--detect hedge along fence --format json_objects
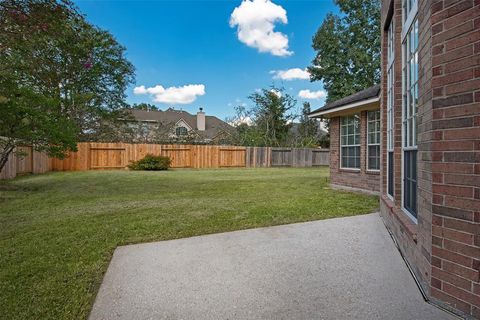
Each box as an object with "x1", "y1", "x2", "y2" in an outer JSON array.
[{"x1": 1, "y1": 142, "x2": 330, "y2": 179}]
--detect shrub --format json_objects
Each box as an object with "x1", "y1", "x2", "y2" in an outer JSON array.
[{"x1": 128, "y1": 154, "x2": 171, "y2": 171}]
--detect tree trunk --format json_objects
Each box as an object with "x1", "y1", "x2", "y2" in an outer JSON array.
[{"x1": 0, "y1": 144, "x2": 15, "y2": 173}]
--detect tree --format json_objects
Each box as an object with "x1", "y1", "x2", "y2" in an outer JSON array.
[
  {"x1": 230, "y1": 122, "x2": 262, "y2": 146},
  {"x1": 308, "y1": 0, "x2": 380, "y2": 102},
  {"x1": 227, "y1": 88, "x2": 297, "y2": 147},
  {"x1": 0, "y1": 0, "x2": 135, "y2": 171},
  {"x1": 226, "y1": 105, "x2": 257, "y2": 146},
  {"x1": 0, "y1": 87, "x2": 78, "y2": 170},
  {"x1": 297, "y1": 102, "x2": 318, "y2": 146},
  {"x1": 248, "y1": 87, "x2": 296, "y2": 147},
  {"x1": 130, "y1": 103, "x2": 159, "y2": 111}
]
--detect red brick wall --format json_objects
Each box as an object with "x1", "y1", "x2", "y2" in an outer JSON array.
[
  {"x1": 380, "y1": 0, "x2": 480, "y2": 318},
  {"x1": 329, "y1": 111, "x2": 380, "y2": 193},
  {"x1": 429, "y1": 0, "x2": 480, "y2": 317},
  {"x1": 415, "y1": 0, "x2": 436, "y2": 298}
]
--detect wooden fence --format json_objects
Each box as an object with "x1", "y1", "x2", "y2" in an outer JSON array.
[
  {"x1": 1, "y1": 143, "x2": 329, "y2": 179},
  {"x1": 0, "y1": 146, "x2": 51, "y2": 180}
]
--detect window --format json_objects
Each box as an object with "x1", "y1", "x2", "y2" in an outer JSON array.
[
  {"x1": 403, "y1": 19, "x2": 418, "y2": 150},
  {"x1": 367, "y1": 110, "x2": 380, "y2": 171},
  {"x1": 402, "y1": 0, "x2": 418, "y2": 219},
  {"x1": 175, "y1": 126, "x2": 188, "y2": 136},
  {"x1": 340, "y1": 115, "x2": 360, "y2": 169},
  {"x1": 387, "y1": 18, "x2": 395, "y2": 197},
  {"x1": 403, "y1": 0, "x2": 417, "y2": 23}
]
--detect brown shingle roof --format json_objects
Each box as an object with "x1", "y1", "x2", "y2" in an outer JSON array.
[
  {"x1": 309, "y1": 84, "x2": 380, "y2": 116},
  {"x1": 126, "y1": 109, "x2": 233, "y2": 140}
]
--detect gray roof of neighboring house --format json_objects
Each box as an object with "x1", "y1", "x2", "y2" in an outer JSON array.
[
  {"x1": 126, "y1": 108, "x2": 233, "y2": 140},
  {"x1": 309, "y1": 84, "x2": 381, "y2": 116}
]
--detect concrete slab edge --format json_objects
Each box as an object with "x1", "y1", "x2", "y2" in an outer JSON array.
[{"x1": 114, "y1": 212, "x2": 380, "y2": 250}]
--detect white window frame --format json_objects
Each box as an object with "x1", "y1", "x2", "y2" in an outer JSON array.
[
  {"x1": 402, "y1": 0, "x2": 418, "y2": 39},
  {"x1": 387, "y1": 18, "x2": 395, "y2": 152},
  {"x1": 340, "y1": 114, "x2": 361, "y2": 170},
  {"x1": 402, "y1": 18, "x2": 419, "y2": 150},
  {"x1": 367, "y1": 110, "x2": 380, "y2": 172},
  {"x1": 387, "y1": 18, "x2": 395, "y2": 199},
  {"x1": 401, "y1": 0, "x2": 418, "y2": 223}
]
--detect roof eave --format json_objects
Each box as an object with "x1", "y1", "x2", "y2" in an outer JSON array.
[{"x1": 308, "y1": 97, "x2": 380, "y2": 118}]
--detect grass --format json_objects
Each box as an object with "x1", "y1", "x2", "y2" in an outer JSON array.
[{"x1": 0, "y1": 167, "x2": 378, "y2": 320}]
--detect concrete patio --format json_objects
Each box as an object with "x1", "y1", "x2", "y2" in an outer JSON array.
[{"x1": 89, "y1": 213, "x2": 456, "y2": 320}]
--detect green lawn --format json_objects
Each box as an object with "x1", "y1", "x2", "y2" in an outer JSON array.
[{"x1": 0, "y1": 167, "x2": 378, "y2": 320}]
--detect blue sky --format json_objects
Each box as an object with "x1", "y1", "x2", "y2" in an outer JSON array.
[{"x1": 75, "y1": 0, "x2": 338, "y2": 121}]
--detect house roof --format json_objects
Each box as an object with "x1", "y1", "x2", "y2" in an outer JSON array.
[
  {"x1": 309, "y1": 84, "x2": 381, "y2": 118},
  {"x1": 126, "y1": 108, "x2": 233, "y2": 140}
]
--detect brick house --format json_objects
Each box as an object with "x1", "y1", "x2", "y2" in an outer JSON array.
[
  {"x1": 380, "y1": 0, "x2": 479, "y2": 318},
  {"x1": 309, "y1": 85, "x2": 381, "y2": 194},
  {"x1": 124, "y1": 108, "x2": 234, "y2": 144},
  {"x1": 311, "y1": 0, "x2": 479, "y2": 317}
]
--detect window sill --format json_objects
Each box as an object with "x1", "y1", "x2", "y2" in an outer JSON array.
[
  {"x1": 401, "y1": 207, "x2": 418, "y2": 225},
  {"x1": 366, "y1": 170, "x2": 380, "y2": 175},
  {"x1": 339, "y1": 168, "x2": 361, "y2": 173},
  {"x1": 386, "y1": 193, "x2": 394, "y2": 202},
  {"x1": 381, "y1": 195, "x2": 418, "y2": 243}
]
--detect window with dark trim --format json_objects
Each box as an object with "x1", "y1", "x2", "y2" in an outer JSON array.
[
  {"x1": 388, "y1": 152, "x2": 394, "y2": 196},
  {"x1": 340, "y1": 115, "x2": 360, "y2": 169},
  {"x1": 367, "y1": 110, "x2": 380, "y2": 171},
  {"x1": 175, "y1": 126, "x2": 188, "y2": 136}
]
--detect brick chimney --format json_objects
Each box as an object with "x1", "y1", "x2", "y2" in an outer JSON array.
[{"x1": 197, "y1": 107, "x2": 205, "y2": 131}]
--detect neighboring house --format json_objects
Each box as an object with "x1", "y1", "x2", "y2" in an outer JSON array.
[
  {"x1": 124, "y1": 107, "x2": 234, "y2": 144},
  {"x1": 309, "y1": 85, "x2": 381, "y2": 194},
  {"x1": 311, "y1": 1, "x2": 479, "y2": 318}
]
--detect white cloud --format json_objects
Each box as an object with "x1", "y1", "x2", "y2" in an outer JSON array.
[
  {"x1": 133, "y1": 85, "x2": 148, "y2": 94},
  {"x1": 298, "y1": 89, "x2": 326, "y2": 100},
  {"x1": 133, "y1": 84, "x2": 206, "y2": 104},
  {"x1": 271, "y1": 68, "x2": 310, "y2": 80},
  {"x1": 229, "y1": 116, "x2": 253, "y2": 127},
  {"x1": 229, "y1": 0, "x2": 293, "y2": 57}
]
